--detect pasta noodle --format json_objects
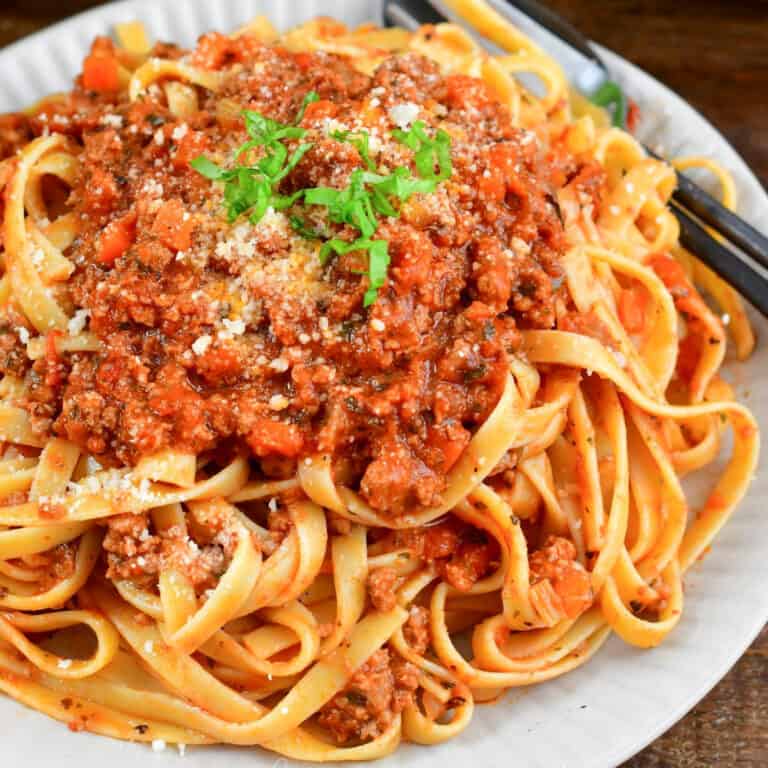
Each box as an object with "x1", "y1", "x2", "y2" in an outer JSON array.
[{"x1": 0, "y1": 2, "x2": 758, "y2": 760}]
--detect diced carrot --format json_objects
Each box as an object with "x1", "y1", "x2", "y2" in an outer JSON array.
[
  {"x1": 96, "y1": 211, "x2": 136, "y2": 265},
  {"x1": 427, "y1": 423, "x2": 470, "y2": 472},
  {"x1": 172, "y1": 130, "x2": 210, "y2": 171},
  {"x1": 247, "y1": 419, "x2": 304, "y2": 458},
  {"x1": 479, "y1": 143, "x2": 519, "y2": 202},
  {"x1": 617, "y1": 285, "x2": 649, "y2": 334},
  {"x1": 444, "y1": 74, "x2": 490, "y2": 110},
  {"x1": 82, "y1": 54, "x2": 121, "y2": 93},
  {"x1": 45, "y1": 330, "x2": 64, "y2": 388},
  {"x1": 152, "y1": 199, "x2": 195, "y2": 251}
]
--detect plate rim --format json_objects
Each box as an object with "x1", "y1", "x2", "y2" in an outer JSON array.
[{"x1": 0, "y1": 4, "x2": 765, "y2": 768}]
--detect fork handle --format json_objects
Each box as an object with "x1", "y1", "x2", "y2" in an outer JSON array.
[{"x1": 673, "y1": 201, "x2": 768, "y2": 317}]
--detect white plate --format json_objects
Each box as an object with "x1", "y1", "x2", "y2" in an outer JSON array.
[{"x1": 0, "y1": 2, "x2": 765, "y2": 766}]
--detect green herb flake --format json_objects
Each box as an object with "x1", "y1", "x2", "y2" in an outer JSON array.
[
  {"x1": 192, "y1": 100, "x2": 453, "y2": 307},
  {"x1": 191, "y1": 96, "x2": 317, "y2": 225}
]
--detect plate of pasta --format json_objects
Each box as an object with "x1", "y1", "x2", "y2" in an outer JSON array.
[{"x1": 0, "y1": 1, "x2": 765, "y2": 767}]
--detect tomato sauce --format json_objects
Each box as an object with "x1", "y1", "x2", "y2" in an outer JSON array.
[{"x1": 1, "y1": 34, "x2": 573, "y2": 519}]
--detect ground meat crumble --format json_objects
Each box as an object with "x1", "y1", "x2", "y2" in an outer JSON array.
[
  {"x1": 317, "y1": 648, "x2": 420, "y2": 744},
  {"x1": 0, "y1": 31, "x2": 602, "y2": 521}
]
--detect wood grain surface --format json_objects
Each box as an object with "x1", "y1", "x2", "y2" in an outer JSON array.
[{"x1": 0, "y1": 1, "x2": 766, "y2": 766}]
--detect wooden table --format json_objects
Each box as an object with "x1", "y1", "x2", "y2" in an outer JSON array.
[{"x1": 1, "y1": 2, "x2": 766, "y2": 765}]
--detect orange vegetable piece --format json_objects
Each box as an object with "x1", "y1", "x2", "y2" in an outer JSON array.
[{"x1": 152, "y1": 199, "x2": 195, "y2": 251}]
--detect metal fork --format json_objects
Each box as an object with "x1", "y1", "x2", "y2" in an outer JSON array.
[{"x1": 384, "y1": 0, "x2": 768, "y2": 316}]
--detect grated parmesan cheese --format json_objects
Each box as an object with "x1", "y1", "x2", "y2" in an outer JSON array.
[
  {"x1": 171, "y1": 123, "x2": 189, "y2": 141},
  {"x1": 30, "y1": 248, "x2": 45, "y2": 269},
  {"x1": 269, "y1": 357, "x2": 289, "y2": 372},
  {"x1": 67, "y1": 308, "x2": 90, "y2": 336},
  {"x1": 268, "y1": 394, "x2": 290, "y2": 411},
  {"x1": 192, "y1": 334, "x2": 212, "y2": 355},
  {"x1": 388, "y1": 102, "x2": 420, "y2": 130},
  {"x1": 219, "y1": 318, "x2": 246, "y2": 339},
  {"x1": 101, "y1": 114, "x2": 124, "y2": 129}
]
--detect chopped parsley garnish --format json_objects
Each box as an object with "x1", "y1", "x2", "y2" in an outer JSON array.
[
  {"x1": 191, "y1": 98, "x2": 453, "y2": 306},
  {"x1": 190, "y1": 91, "x2": 318, "y2": 224},
  {"x1": 331, "y1": 129, "x2": 376, "y2": 171},
  {"x1": 392, "y1": 120, "x2": 452, "y2": 181}
]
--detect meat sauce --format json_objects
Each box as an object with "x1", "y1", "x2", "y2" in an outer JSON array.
[
  {"x1": 0, "y1": 32, "x2": 610, "y2": 745},
  {"x1": 0, "y1": 34, "x2": 592, "y2": 519}
]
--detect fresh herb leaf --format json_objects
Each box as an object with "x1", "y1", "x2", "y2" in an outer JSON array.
[
  {"x1": 393, "y1": 120, "x2": 452, "y2": 181},
  {"x1": 290, "y1": 215, "x2": 324, "y2": 239},
  {"x1": 302, "y1": 126, "x2": 453, "y2": 305},
  {"x1": 191, "y1": 99, "x2": 315, "y2": 224},
  {"x1": 363, "y1": 239, "x2": 390, "y2": 307},
  {"x1": 331, "y1": 129, "x2": 376, "y2": 171},
  {"x1": 190, "y1": 156, "x2": 229, "y2": 180},
  {"x1": 590, "y1": 80, "x2": 627, "y2": 129},
  {"x1": 295, "y1": 90, "x2": 320, "y2": 124}
]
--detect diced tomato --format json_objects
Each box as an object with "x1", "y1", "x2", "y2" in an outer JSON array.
[
  {"x1": 82, "y1": 54, "x2": 120, "y2": 93},
  {"x1": 301, "y1": 99, "x2": 337, "y2": 123},
  {"x1": 626, "y1": 100, "x2": 641, "y2": 134},
  {"x1": 617, "y1": 285, "x2": 649, "y2": 334},
  {"x1": 190, "y1": 32, "x2": 260, "y2": 69},
  {"x1": 247, "y1": 419, "x2": 304, "y2": 458},
  {"x1": 293, "y1": 52, "x2": 314, "y2": 70},
  {"x1": 96, "y1": 211, "x2": 136, "y2": 265},
  {"x1": 444, "y1": 74, "x2": 491, "y2": 111},
  {"x1": 152, "y1": 199, "x2": 195, "y2": 251}
]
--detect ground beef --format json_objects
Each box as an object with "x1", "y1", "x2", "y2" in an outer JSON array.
[
  {"x1": 403, "y1": 605, "x2": 430, "y2": 654},
  {"x1": 317, "y1": 648, "x2": 420, "y2": 744},
  {"x1": 22, "y1": 543, "x2": 77, "y2": 592},
  {"x1": 6, "y1": 33, "x2": 570, "y2": 522},
  {"x1": 528, "y1": 536, "x2": 593, "y2": 619},
  {"x1": 380, "y1": 516, "x2": 500, "y2": 592},
  {"x1": 102, "y1": 512, "x2": 239, "y2": 592},
  {"x1": 367, "y1": 567, "x2": 399, "y2": 612}
]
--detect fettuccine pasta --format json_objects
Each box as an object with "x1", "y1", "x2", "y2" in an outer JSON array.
[{"x1": 0, "y1": 4, "x2": 758, "y2": 760}]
